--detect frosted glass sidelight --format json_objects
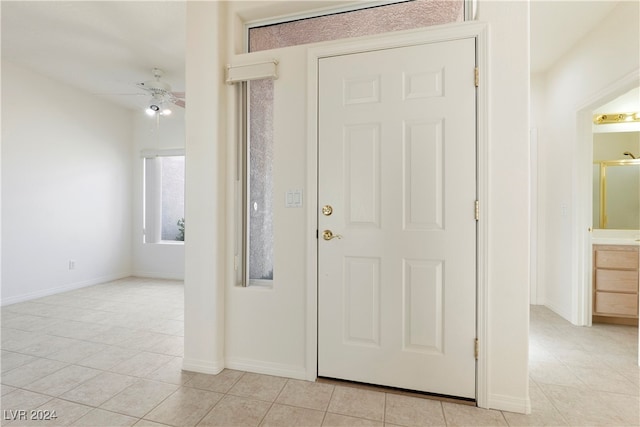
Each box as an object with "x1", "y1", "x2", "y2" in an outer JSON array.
[{"x1": 248, "y1": 79, "x2": 274, "y2": 281}]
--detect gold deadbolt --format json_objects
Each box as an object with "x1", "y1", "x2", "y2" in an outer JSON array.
[
  {"x1": 322, "y1": 230, "x2": 342, "y2": 241},
  {"x1": 322, "y1": 205, "x2": 333, "y2": 216}
]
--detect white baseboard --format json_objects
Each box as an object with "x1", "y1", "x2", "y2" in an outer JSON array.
[
  {"x1": 1, "y1": 272, "x2": 131, "y2": 306},
  {"x1": 182, "y1": 358, "x2": 225, "y2": 375},
  {"x1": 544, "y1": 301, "x2": 572, "y2": 323},
  {"x1": 488, "y1": 393, "x2": 531, "y2": 414},
  {"x1": 226, "y1": 357, "x2": 308, "y2": 381},
  {"x1": 133, "y1": 270, "x2": 185, "y2": 281}
]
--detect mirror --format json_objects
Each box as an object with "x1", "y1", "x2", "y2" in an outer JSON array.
[
  {"x1": 592, "y1": 131, "x2": 640, "y2": 229},
  {"x1": 593, "y1": 159, "x2": 640, "y2": 229}
]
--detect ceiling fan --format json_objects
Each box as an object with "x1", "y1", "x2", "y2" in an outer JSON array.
[{"x1": 137, "y1": 68, "x2": 185, "y2": 116}]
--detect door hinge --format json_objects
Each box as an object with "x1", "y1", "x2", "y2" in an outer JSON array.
[
  {"x1": 474, "y1": 200, "x2": 480, "y2": 221},
  {"x1": 316, "y1": 229, "x2": 319, "y2": 239},
  {"x1": 474, "y1": 67, "x2": 479, "y2": 87},
  {"x1": 474, "y1": 338, "x2": 479, "y2": 360}
]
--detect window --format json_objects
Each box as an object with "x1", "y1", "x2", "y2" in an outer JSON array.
[
  {"x1": 236, "y1": 79, "x2": 274, "y2": 286},
  {"x1": 247, "y1": 79, "x2": 274, "y2": 283},
  {"x1": 143, "y1": 150, "x2": 185, "y2": 243},
  {"x1": 247, "y1": 0, "x2": 464, "y2": 52}
]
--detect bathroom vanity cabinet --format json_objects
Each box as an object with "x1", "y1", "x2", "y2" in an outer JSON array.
[{"x1": 593, "y1": 244, "x2": 639, "y2": 325}]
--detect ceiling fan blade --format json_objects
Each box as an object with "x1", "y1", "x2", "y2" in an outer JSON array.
[{"x1": 135, "y1": 69, "x2": 184, "y2": 108}]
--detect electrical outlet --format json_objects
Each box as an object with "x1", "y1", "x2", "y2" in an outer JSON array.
[{"x1": 69, "y1": 260, "x2": 76, "y2": 270}]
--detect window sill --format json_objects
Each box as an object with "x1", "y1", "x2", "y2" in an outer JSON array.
[
  {"x1": 246, "y1": 279, "x2": 273, "y2": 289},
  {"x1": 144, "y1": 240, "x2": 185, "y2": 246}
]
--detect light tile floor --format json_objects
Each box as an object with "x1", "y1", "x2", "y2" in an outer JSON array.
[{"x1": 1, "y1": 278, "x2": 639, "y2": 426}]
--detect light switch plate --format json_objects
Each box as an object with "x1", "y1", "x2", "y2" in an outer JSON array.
[{"x1": 286, "y1": 189, "x2": 303, "y2": 208}]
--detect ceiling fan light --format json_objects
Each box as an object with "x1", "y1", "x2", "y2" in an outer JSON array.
[{"x1": 145, "y1": 102, "x2": 165, "y2": 117}]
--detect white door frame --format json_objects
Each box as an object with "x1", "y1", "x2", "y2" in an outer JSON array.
[
  {"x1": 573, "y1": 70, "x2": 640, "y2": 327},
  {"x1": 305, "y1": 21, "x2": 490, "y2": 407}
]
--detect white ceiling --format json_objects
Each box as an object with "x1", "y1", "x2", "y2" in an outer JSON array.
[
  {"x1": 1, "y1": 1, "x2": 618, "y2": 111},
  {"x1": 1, "y1": 1, "x2": 186, "y2": 111}
]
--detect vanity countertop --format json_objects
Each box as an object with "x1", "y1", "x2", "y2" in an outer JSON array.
[{"x1": 592, "y1": 229, "x2": 640, "y2": 246}]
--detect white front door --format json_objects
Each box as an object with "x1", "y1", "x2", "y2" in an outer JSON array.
[{"x1": 318, "y1": 38, "x2": 477, "y2": 398}]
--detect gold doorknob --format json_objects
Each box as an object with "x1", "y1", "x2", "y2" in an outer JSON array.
[{"x1": 322, "y1": 230, "x2": 342, "y2": 241}]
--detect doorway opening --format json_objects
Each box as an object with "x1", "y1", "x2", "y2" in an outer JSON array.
[
  {"x1": 575, "y1": 76, "x2": 640, "y2": 366},
  {"x1": 575, "y1": 78, "x2": 640, "y2": 327}
]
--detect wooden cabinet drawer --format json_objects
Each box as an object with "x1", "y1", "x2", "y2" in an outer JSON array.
[
  {"x1": 592, "y1": 245, "x2": 639, "y2": 322},
  {"x1": 595, "y1": 249, "x2": 639, "y2": 270},
  {"x1": 595, "y1": 269, "x2": 639, "y2": 293},
  {"x1": 594, "y1": 291, "x2": 638, "y2": 317}
]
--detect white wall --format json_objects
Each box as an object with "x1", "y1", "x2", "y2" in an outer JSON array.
[
  {"x1": 535, "y1": 1, "x2": 640, "y2": 321},
  {"x1": 1, "y1": 61, "x2": 133, "y2": 305},
  {"x1": 475, "y1": 1, "x2": 530, "y2": 411},
  {"x1": 132, "y1": 110, "x2": 185, "y2": 279},
  {"x1": 184, "y1": 0, "x2": 530, "y2": 413},
  {"x1": 183, "y1": 1, "x2": 227, "y2": 375}
]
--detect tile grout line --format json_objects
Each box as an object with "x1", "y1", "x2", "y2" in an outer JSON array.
[
  {"x1": 529, "y1": 367, "x2": 584, "y2": 426},
  {"x1": 499, "y1": 406, "x2": 510, "y2": 426},
  {"x1": 257, "y1": 376, "x2": 290, "y2": 425},
  {"x1": 189, "y1": 389, "x2": 226, "y2": 427},
  {"x1": 138, "y1": 384, "x2": 185, "y2": 426},
  {"x1": 441, "y1": 400, "x2": 449, "y2": 426},
  {"x1": 321, "y1": 382, "x2": 337, "y2": 426},
  {"x1": 383, "y1": 391, "x2": 387, "y2": 425}
]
